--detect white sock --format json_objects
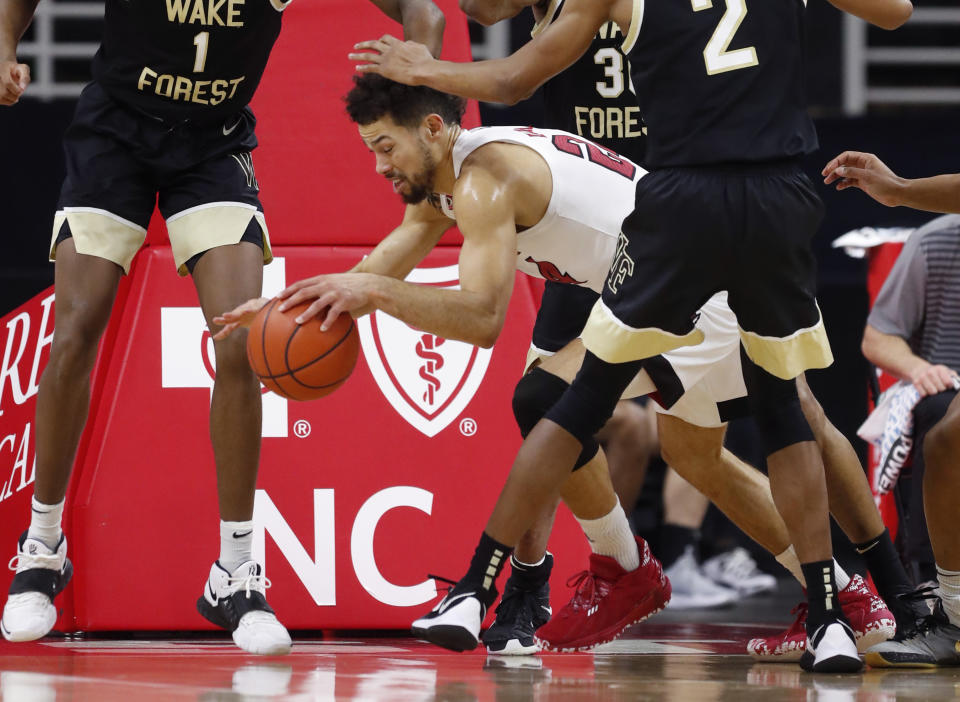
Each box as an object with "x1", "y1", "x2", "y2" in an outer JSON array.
[
  {"x1": 220, "y1": 520, "x2": 254, "y2": 573},
  {"x1": 28, "y1": 496, "x2": 64, "y2": 551},
  {"x1": 774, "y1": 546, "x2": 850, "y2": 591},
  {"x1": 575, "y1": 500, "x2": 639, "y2": 571},
  {"x1": 775, "y1": 546, "x2": 805, "y2": 586},
  {"x1": 937, "y1": 566, "x2": 960, "y2": 628},
  {"x1": 834, "y1": 560, "x2": 851, "y2": 591}
]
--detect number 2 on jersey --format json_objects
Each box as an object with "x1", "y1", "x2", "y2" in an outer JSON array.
[{"x1": 691, "y1": 0, "x2": 757, "y2": 76}]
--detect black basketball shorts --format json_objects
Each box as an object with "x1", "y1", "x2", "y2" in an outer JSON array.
[
  {"x1": 580, "y1": 161, "x2": 833, "y2": 380},
  {"x1": 51, "y1": 81, "x2": 272, "y2": 276}
]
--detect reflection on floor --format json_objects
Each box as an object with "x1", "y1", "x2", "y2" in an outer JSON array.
[{"x1": 2, "y1": 618, "x2": 960, "y2": 702}]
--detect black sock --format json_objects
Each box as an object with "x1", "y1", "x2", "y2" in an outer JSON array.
[
  {"x1": 658, "y1": 524, "x2": 698, "y2": 569},
  {"x1": 855, "y1": 529, "x2": 913, "y2": 600},
  {"x1": 462, "y1": 532, "x2": 513, "y2": 606},
  {"x1": 507, "y1": 552, "x2": 553, "y2": 591},
  {"x1": 801, "y1": 560, "x2": 845, "y2": 636}
]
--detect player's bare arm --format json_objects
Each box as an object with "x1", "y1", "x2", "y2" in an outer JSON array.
[
  {"x1": 457, "y1": 0, "x2": 532, "y2": 27},
  {"x1": 824, "y1": 150, "x2": 960, "y2": 214},
  {"x1": 349, "y1": 199, "x2": 453, "y2": 278},
  {"x1": 212, "y1": 205, "x2": 451, "y2": 339},
  {"x1": 826, "y1": 0, "x2": 912, "y2": 30},
  {"x1": 350, "y1": 0, "x2": 622, "y2": 104},
  {"x1": 0, "y1": 0, "x2": 39, "y2": 105},
  {"x1": 281, "y1": 164, "x2": 518, "y2": 346},
  {"x1": 862, "y1": 324, "x2": 960, "y2": 397},
  {"x1": 369, "y1": 0, "x2": 445, "y2": 58}
]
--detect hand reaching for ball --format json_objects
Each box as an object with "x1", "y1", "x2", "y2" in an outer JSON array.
[{"x1": 213, "y1": 297, "x2": 270, "y2": 340}]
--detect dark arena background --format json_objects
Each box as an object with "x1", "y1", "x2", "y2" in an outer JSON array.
[{"x1": 1, "y1": 1, "x2": 959, "y2": 699}]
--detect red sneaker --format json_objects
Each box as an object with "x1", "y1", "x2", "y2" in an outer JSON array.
[
  {"x1": 747, "y1": 574, "x2": 896, "y2": 661},
  {"x1": 535, "y1": 537, "x2": 671, "y2": 652}
]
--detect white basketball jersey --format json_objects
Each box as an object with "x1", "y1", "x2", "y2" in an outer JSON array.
[{"x1": 446, "y1": 126, "x2": 646, "y2": 293}]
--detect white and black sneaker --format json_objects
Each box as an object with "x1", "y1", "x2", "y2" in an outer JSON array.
[
  {"x1": 1, "y1": 531, "x2": 72, "y2": 642},
  {"x1": 800, "y1": 619, "x2": 863, "y2": 673},
  {"x1": 197, "y1": 560, "x2": 291, "y2": 655},
  {"x1": 412, "y1": 577, "x2": 495, "y2": 652}
]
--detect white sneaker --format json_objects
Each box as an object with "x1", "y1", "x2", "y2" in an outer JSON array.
[
  {"x1": 702, "y1": 547, "x2": 777, "y2": 597},
  {"x1": 1, "y1": 532, "x2": 72, "y2": 642},
  {"x1": 197, "y1": 560, "x2": 292, "y2": 655},
  {"x1": 801, "y1": 620, "x2": 863, "y2": 673},
  {"x1": 664, "y1": 546, "x2": 738, "y2": 610},
  {"x1": 412, "y1": 583, "x2": 491, "y2": 652}
]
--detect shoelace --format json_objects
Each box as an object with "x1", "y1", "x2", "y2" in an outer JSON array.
[
  {"x1": 226, "y1": 571, "x2": 271, "y2": 599},
  {"x1": 784, "y1": 602, "x2": 809, "y2": 635},
  {"x1": 565, "y1": 570, "x2": 601, "y2": 608},
  {"x1": 8, "y1": 552, "x2": 61, "y2": 573},
  {"x1": 896, "y1": 586, "x2": 948, "y2": 635},
  {"x1": 493, "y1": 585, "x2": 541, "y2": 627}
]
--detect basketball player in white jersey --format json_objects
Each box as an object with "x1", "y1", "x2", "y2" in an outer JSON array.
[{"x1": 218, "y1": 76, "x2": 918, "y2": 665}]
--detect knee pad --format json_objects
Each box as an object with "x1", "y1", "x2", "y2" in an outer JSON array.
[
  {"x1": 513, "y1": 368, "x2": 600, "y2": 471},
  {"x1": 544, "y1": 351, "x2": 643, "y2": 450},
  {"x1": 741, "y1": 348, "x2": 814, "y2": 455}
]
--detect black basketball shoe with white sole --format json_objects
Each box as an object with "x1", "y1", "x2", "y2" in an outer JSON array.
[
  {"x1": 482, "y1": 554, "x2": 553, "y2": 655},
  {"x1": 412, "y1": 578, "x2": 497, "y2": 652},
  {"x1": 1, "y1": 531, "x2": 72, "y2": 642},
  {"x1": 197, "y1": 560, "x2": 291, "y2": 655}
]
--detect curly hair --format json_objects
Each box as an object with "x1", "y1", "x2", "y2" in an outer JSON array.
[{"x1": 345, "y1": 74, "x2": 466, "y2": 128}]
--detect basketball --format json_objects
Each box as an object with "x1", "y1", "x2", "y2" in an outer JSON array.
[{"x1": 245, "y1": 298, "x2": 360, "y2": 401}]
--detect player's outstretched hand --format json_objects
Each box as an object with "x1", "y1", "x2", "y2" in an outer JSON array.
[
  {"x1": 278, "y1": 273, "x2": 378, "y2": 331},
  {"x1": 822, "y1": 151, "x2": 905, "y2": 207},
  {"x1": 350, "y1": 34, "x2": 433, "y2": 85},
  {"x1": 212, "y1": 297, "x2": 269, "y2": 340},
  {"x1": 0, "y1": 61, "x2": 31, "y2": 105}
]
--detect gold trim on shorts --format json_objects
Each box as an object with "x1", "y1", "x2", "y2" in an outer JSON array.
[
  {"x1": 165, "y1": 202, "x2": 273, "y2": 276},
  {"x1": 523, "y1": 344, "x2": 555, "y2": 375},
  {"x1": 739, "y1": 306, "x2": 833, "y2": 380},
  {"x1": 51, "y1": 208, "x2": 148, "y2": 274},
  {"x1": 581, "y1": 299, "x2": 704, "y2": 364}
]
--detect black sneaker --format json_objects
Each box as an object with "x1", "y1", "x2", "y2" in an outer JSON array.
[
  {"x1": 887, "y1": 584, "x2": 943, "y2": 641},
  {"x1": 482, "y1": 554, "x2": 553, "y2": 655},
  {"x1": 197, "y1": 560, "x2": 291, "y2": 655}
]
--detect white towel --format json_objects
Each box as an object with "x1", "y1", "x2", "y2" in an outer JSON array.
[{"x1": 858, "y1": 381, "x2": 920, "y2": 495}]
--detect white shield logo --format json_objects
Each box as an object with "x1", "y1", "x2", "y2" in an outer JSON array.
[{"x1": 357, "y1": 265, "x2": 492, "y2": 437}]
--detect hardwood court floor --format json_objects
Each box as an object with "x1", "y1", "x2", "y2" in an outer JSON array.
[{"x1": 2, "y1": 584, "x2": 959, "y2": 701}]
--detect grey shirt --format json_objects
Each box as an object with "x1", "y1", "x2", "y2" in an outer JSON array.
[{"x1": 868, "y1": 214, "x2": 960, "y2": 371}]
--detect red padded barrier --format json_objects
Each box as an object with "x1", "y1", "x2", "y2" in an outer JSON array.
[{"x1": 0, "y1": 248, "x2": 590, "y2": 631}]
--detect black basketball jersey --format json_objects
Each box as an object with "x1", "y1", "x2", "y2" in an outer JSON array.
[
  {"x1": 626, "y1": 0, "x2": 817, "y2": 168},
  {"x1": 536, "y1": 0, "x2": 646, "y2": 165},
  {"x1": 91, "y1": 0, "x2": 289, "y2": 122}
]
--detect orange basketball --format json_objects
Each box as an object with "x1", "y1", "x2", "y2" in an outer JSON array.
[{"x1": 246, "y1": 298, "x2": 359, "y2": 401}]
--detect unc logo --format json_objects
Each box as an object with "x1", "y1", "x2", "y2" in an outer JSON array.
[{"x1": 606, "y1": 232, "x2": 634, "y2": 294}]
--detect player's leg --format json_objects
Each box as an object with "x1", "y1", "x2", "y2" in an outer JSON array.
[
  {"x1": 159, "y1": 117, "x2": 287, "y2": 655},
  {"x1": 1, "y1": 240, "x2": 124, "y2": 643},
  {"x1": 2, "y1": 84, "x2": 153, "y2": 642},
  {"x1": 796, "y1": 375, "x2": 919, "y2": 630},
  {"x1": 865, "y1": 391, "x2": 960, "y2": 667}
]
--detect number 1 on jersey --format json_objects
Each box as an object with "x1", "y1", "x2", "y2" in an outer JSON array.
[
  {"x1": 193, "y1": 31, "x2": 210, "y2": 73},
  {"x1": 691, "y1": 0, "x2": 757, "y2": 76}
]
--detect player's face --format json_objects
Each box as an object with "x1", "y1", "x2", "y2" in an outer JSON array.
[{"x1": 359, "y1": 117, "x2": 438, "y2": 205}]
